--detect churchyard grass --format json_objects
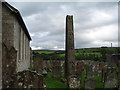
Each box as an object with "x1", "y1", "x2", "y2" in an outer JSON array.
[{"x1": 44, "y1": 72, "x2": 68, "y2": 88}]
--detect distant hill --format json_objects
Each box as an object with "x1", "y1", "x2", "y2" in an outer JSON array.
[{"x1": 32, "y1": 47, "x2": 119, "y2": 61}]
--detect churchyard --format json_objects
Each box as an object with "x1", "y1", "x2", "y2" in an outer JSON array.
[
  {"x1": 31, "y1": 15, "x2": 120, "y2": 89},
  {"x1": 31, "y1": 54, "x2": 120, "y2": 88},
  {"x1": 1, "y1": 2, "x2": 120, "y2": 88}
]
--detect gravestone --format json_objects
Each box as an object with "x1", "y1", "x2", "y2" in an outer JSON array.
[
  {"x1": 76, "y1": 61, "x2": 85, "y2": 76},
  {"x1": 104, "y1": 67, "x2": 118, "y2": 88},
  {"x1": 85, "y1": 61, "x2": 99, "y2": 89},
  {"x1": 92, "y1": 62, "x2": 99, "y2": 76},
  {"x1": 86, "y1": 64, "x2": 94, "y2": 79},
  {"x1": 98, "y1": 62, "x2": 105, "y2": 73},
  {"x1": 2, "y1": 45, "x2": 17, "y2": 88},
  {"x1": 33, "y1": 55, "x2": 43, "y2": 74},
  {"x1": 52, "y1": 61, "x2": 62, "y2": 78},
  {"x1": 85, "y1": 79, "x2": 96, "y2": 89},
  {"x1": 10, "y1": 70, "x2": 44, "y2": 88}
]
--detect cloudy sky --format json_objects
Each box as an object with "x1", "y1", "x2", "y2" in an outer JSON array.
[{"x1": 6, "y1": 1, "x2": 118, "y2": 50}]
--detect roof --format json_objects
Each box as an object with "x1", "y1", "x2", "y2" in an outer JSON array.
[{"x1": 2, "y1": 2, "x2": 32, "y2": 40}]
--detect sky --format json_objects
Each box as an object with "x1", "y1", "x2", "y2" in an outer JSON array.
[{"x1": 6, "y1": 1, "x2": 118, "y2": 50}]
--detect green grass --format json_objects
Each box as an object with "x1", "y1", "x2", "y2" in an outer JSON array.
[
  {"x1": 75, "y1": 52, "x2": 102, "y2": 56},
  {"x1": 44, "y1": 72, "x2": 68, "y2": 88},
  {"x1": 80, "y1": 70, "x2": 87, "y2": 88},
  {"x1": 93, "y1": 73, "x2": 104, "y2": 88},
  {"x1": 36, "y1": 51, "x2": 54, "y2": 54},
  {"x1": 59, "y1": 54, "x2": 65, "y2": 57}
]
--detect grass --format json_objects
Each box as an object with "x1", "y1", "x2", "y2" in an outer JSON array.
[
  {"x1": 44, "y1": 72, "x2": 68, "y2": 88},
  {"x1": 80, "y1": 70, "x2": 87, "y2": 88},
  {"x1": 36, "y1": 51, "x2": 54, "y2": 54},
  {"x1": 75, "y1": 52, "x2": 102, "y2": 57},
  {"x1": 93, "y1": 73, "x2": 104, "y2": 88}
]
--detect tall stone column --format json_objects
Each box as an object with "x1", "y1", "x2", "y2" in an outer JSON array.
[{"x1": 65, "y1": 15, "x2": 76, "y2": 83}]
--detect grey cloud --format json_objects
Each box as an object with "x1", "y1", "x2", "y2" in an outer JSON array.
[{"x1": 8, "y1": 2, "x2": 118, "y2": 49}]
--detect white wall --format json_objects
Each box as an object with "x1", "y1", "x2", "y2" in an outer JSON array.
[{"x1": 13, "y1": 17, "x2": 31, "y2": 72}]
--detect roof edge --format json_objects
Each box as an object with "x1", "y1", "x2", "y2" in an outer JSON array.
[{"x1": 2, "y1": 1, "x2": 32, "y2": 41}]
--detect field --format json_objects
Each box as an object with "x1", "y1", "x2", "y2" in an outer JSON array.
[{"x1": 33, "y1": 47, "x2": 119, "y2": 61}]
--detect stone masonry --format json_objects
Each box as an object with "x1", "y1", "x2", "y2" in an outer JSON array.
[
  {"x1": 65, "y1": 15, "x2": 77, "y2": 88},
  {"x1": 65, "y1": 15, "x2": 75, "y2": 77}
]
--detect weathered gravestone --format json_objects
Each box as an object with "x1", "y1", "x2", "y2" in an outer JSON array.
[
  {"x1": 85, "y1": 61, "x2": 100, "y2": 89},
  {"x1": 52, "y1": 61, "x2": 62, "y2": 78},
  {"x1": 76, "y1": 61, "x2": 85, "y2": 76},
  {"x1": 2, "y1": 45, "x2": 17, "y2": 88},
  {"x1": 104, "y1": 67, "x2": 118, "y2": 88},
  {"x1": 10, "y1": 70, "x2": 44, "y2": 88},
  {"x1": 98, "y1": 62, "x2": 105, "y2": 73},
  {"x1": 33, "y1": 55, "x2": 43, "y2": 74},
  {"x1": 85, "y1": 79, "x2": 96, "y2": 89},
  {"x1": 86, "y1": 64, "x2": 94, "y2": 79}
]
